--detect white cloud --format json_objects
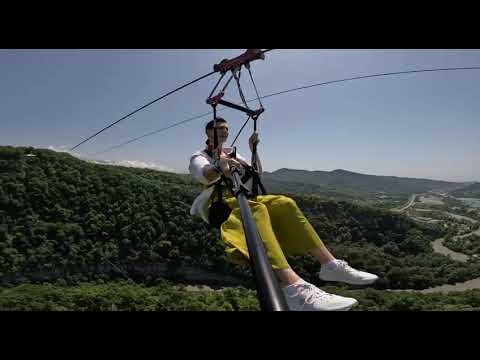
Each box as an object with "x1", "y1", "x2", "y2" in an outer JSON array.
[
  {"x1": 48, "y1": 145, "x2": 83, "y2": 159},
  {"x1": 112, "y1": 159, "x2": 178, "y2": 173},
  {"x1": 48, "y1": 145, "x2": 65, "y2": 152},
  {"x1": 47, "y1": 145, "x2": 184, "y2": 174},
  {"x1": 88, "y1": 158, "x2": 181, "y2": 173}
]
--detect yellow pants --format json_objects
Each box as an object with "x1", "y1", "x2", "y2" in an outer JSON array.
[{"x1": 220, "y1": 195, "x2": 324, "y2": 270}]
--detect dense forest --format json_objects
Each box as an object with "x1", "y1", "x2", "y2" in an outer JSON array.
[
  {"x1": 261, "y1": 178, "x2": 361, "y2": 202},
  {"x1": 2, "y1": 145, "x2": 480, "y2": 297},
  {"x1": 444, "y1": 233, "x2": 480, "y2": 256},
  {"x1": 2, "y1": 280, "x2": 480, "y2": 311}
]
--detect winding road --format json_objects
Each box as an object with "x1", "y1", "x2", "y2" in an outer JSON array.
[{"x1": 392, "y1": 194, "x2": 418, "y2": 212}]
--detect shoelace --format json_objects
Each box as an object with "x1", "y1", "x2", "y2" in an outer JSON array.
[
  {"x1": 293, "y1": 284, "x2": 332, "y2": 305},
  {"x1": 335, "y1": 260, "x2": 358, "y2": 274}
]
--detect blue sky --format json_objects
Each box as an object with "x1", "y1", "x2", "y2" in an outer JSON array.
[{"x1": 1, "y1": 49, "x2": 479, "y2": 182}]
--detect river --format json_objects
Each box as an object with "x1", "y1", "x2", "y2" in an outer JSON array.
[
  {"x1": 400, "y1": 200, "x2": 480, "y2": 293},
  {"x1": 431, "y1": 238, "x2": 469, "y2": 262}
]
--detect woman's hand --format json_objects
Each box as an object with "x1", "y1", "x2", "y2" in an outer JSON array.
[
  {"x1": 249, "y1": 132, "x2": 260, "y2": 152},
  {"x1": 218, "y1": 155, "x2": 242, "y2": 177}
]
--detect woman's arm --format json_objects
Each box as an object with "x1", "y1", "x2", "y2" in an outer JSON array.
[
  {"x1": 189, "y1": 153, "x2": 221, "y2": 185},
  {"x1": 249, "y1": 132, "x2": 262, "y2": 175}
]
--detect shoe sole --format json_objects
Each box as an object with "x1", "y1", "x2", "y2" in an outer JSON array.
[
  {"x1": 318, "y1": 277, "x2": 379, "y2": 286},
  {"x1": 287, "y1": 299, "x2": 358, "y2": 311},
  {"x1": 323, "y1": 300, "x2": 358, "y2": 311},
  {"x1": 340, "y1": 299, "x2": 358, "y2": 311}
]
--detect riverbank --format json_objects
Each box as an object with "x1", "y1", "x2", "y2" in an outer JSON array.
[{"x1": 396, "y1": 194, "x2": 480, "y2": 293}]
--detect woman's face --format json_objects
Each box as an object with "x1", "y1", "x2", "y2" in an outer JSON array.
[{"x1": 207, "y1": 122, "x2": 229, "y2": 145}]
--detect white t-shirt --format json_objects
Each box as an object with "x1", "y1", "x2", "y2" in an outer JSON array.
[{"x1": 189, "y1": 147, "x2": 251, "y2": 223}]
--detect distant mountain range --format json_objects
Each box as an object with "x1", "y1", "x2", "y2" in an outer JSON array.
[
  {"x1": 86, "y1": 156, "x2": 474, "y2": 198},
  {"x1": 261, "y1": 168, "x2": 472, "y2": 197}
]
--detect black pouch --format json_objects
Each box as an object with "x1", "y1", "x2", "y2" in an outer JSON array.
[{"x1": 208, "y1": 199, "x2": 232, "y2": 228}]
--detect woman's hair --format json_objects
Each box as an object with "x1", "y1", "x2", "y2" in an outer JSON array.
[
  {"x1": 205, "y1": 117, "x2": 228, "y2": 132},
  {"x1": 205, "y1": 117, "x2": 228, "y2": 147}
]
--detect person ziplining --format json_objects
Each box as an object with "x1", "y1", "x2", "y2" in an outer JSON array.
[
  {"x1": 188, "y1": 49, "x2": 378, "y2": 311},
  {"x1": 67, "y1": 49, "x2": 480, "y2": 310}
]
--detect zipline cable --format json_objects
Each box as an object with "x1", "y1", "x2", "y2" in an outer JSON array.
[
  {"x1": 71, "y1": 50, "x2": 275, "y2": 152},
  {"x1": 87, "y1": 65, "x2": 480, "y2": 156},
  {"x1": 70, "y1": 71, "x2": 217, "y2": 151}
]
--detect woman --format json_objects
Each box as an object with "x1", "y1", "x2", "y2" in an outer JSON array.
[{"x1": 189, "y1": 118, "x2": 378, "y2": 311}]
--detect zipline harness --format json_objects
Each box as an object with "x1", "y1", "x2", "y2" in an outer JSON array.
[
  {"x1": 206, "y1": 49, "x2": 269, "y2": 208},
  {"x1": 205, "y1": 49, "x2": 288, "y2": 311}
]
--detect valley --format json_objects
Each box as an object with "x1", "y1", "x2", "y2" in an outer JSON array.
[{"x1": 392, "y1": 191, "x2": 480, "y2": 293}]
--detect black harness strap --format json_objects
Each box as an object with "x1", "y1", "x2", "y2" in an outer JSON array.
[{"x1": 205, "y1": 49, "x2": 269, "y2": 225}]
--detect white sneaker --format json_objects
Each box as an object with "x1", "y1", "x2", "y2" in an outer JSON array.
[
  {"x1": 282, "y1": 281, "x2": 358, "y2": 311},
  {"x1": 318, "y1": 260, "x2": 378, "y2": 285}
]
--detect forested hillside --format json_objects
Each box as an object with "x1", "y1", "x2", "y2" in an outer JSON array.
[
  {"x1": 262, "y1": 168, "x2": 465, "y2": 195},
  {"x1": 1, "y1": 146, "x2": 480, "y2": 291}
]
